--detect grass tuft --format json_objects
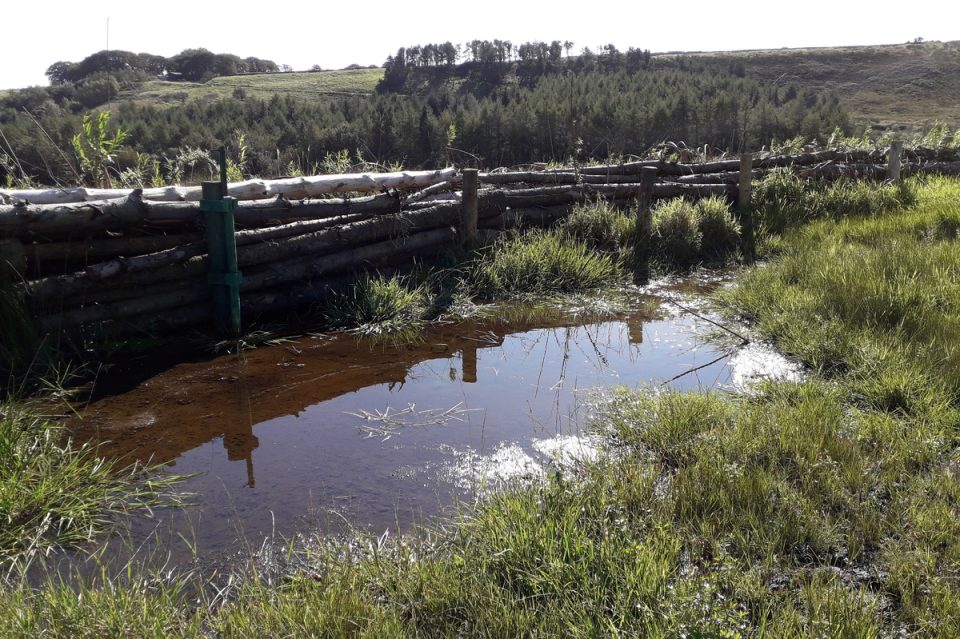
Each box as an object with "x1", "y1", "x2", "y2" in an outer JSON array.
[
  {"x1": 322, "y1": 274, "x2": 428, "y2": 335},
  {"x1": 466, "y1": 230, "x2": 624, "y2": 299}
]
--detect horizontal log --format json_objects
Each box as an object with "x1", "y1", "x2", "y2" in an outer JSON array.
[
  {"x1": 25, "y1": 202, "x2": 462, "y2": 305},
  {"x1": 0, "y1": 168, "x2": 456, "y2": 205},
  {"x1": 668, "y1": 170, "x2": 763, "y2": 185},
  {"x1": 404, "y1": 180, "x2": 454, "y2": 204},
  {"x1": 907, "y1": 161, "x2": 960, "y2": 176},
  {"x1": 479, "y1": 172, "x2": 644, "y2": 185},
  {"x1": 25, "y1": 233, "x2": 200, "y2": 265},
  {"x1": 39, "y1": 227, "x2": 456, "y2": 332},
  {"x1": 0, "y1": 191, "x2": 401, "y2": 239},
  {"x1": 500, "y1": 183, "x2": 734, "y2": 208}
]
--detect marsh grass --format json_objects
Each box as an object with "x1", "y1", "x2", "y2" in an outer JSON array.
[
  {"x1": 751, "y1": 168, "x2": 916, "y2": 239},
  {"x1": 0, "y1": 406, "x2": 185, "y2": 573},
  {"x1": 322, "y1": 273, "x2": 429, "y2": 335},
  {"x1": 649, "y1": 196, "x2": 741, "y2": 269},
  {"x1": 466, "y1": 229, "x2": 624, "y2": 300}
]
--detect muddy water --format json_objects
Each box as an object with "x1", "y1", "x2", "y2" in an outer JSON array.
[{"x1": 72, "y1": 278, "x2": 799, "y2": 562}]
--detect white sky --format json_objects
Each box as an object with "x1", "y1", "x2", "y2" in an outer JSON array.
[{"x1": 1, "y1": 0, "x2": 957, "y2": 90}]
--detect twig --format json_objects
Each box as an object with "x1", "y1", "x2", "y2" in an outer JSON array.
[
  {"x1": 664, "y1": 298, "x2": 750, "y2": 345},
  {"x1": 660, "y1": 351, "x2": 734, "y2": 386}
]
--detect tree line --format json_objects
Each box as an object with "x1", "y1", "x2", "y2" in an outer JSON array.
[
  {"x1": 0, "y1": 50, "x2": 849, "y2": 188},
  {"x1": 380, "y1": 40, "x2": 652, "y2": 91},
  {"x1": 46, "y1": 48, "x2": 280, "y2": 85}
]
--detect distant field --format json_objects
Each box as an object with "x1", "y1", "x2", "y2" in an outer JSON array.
[
  {"x1": 687, "y1": 41, "x2": 960, "y2": 130},
  {"x1": 123, "y1": 67, "x2": 383, "y2": 107}
]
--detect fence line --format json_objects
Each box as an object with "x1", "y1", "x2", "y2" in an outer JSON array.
[{"x1": 2, "y1": 144, "x2": 954, "y2": 338}]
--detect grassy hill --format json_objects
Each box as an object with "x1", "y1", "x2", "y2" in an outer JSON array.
[
  {"x1": 105, "y1": 41, "x2": 960, "y2": 129},
  {"x1": 118, "y1": 67, "x2": 383, "y2": 107},
  {"x1": 693, "y1": 40, "x2": 960, "y2": 130}
]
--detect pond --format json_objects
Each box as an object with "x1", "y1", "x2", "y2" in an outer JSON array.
[{"x1": 68, "y1": 274, "x2": 800, "y2": 566}]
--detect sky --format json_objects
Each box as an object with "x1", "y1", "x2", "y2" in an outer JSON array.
[{"x1": 1, "y1": 0, "x2": 958, "y2": 90}]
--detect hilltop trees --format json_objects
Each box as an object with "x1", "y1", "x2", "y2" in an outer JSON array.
[{"x1": 45, "y1": 49, "x2": 279, "y2": 87}]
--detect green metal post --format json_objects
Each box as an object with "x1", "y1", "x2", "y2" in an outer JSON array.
[{"x1": 200, "y1": 147, "x2": 242, "y2": 335}]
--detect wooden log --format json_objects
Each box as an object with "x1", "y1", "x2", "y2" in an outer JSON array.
[
  {"x1": 501, "y1": 183, "x2": 735, "y2": 208},
  {"x1": 39, "y1": 227, "x2": 456, "y2": 332},
  {"x1": 0, "y1": 191, "x2": 401, "y2": 239},
  {"x1": 0, "y1": 238, "x2": 26, "y2": 281},
  {"x1": 904, "y1": 161, "x2": 960, "y2": 177},
  {"x1": 636, "y1": 167, "x2": 658, "y2": 282},
  {"x1": 795, "y1": 163, "x2": 887, "y2": 180},
  {"x1": 460, "y1": 169, "x2": 479, "y2": 248},
  {"x1": 233, "y1": 213, "x2": 372, "y2": 245},
  {"x1": 232, "y1": 203, "x2": 460, "y2": 269},
  {"x1": 538, "y1": 150, "x2": 877, "y2": 179},
  {"x1": 26, "y1": 202, "x2": 462, "y2": 305},
  {"x1": 479, "y1": 172, "x2": 644, "y2": 185},
  {"x1": 670, "y1": 170, "x2": 764, "y2": 185},
  {"x1": 25, "y1": 233, "x2": 200, "y2": 265},
  {"x1": 0, "y1": 168, "x2": 457, "y2": 205},
  {"x1": 405, "y1": 180, "x2": 454, "y2": 204}
]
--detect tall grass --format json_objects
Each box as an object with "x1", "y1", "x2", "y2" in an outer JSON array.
[
  {"x1": 751, "y1": 168, "x2": 915, "y2": 238},
  {"x1": 0, "y1": 406, "x2": 184, "y2": 572},
  {"x1": 650, "y1": 196, "x2": 741, "y2": 268},
  {"x1": 322, "y1": 273, "x2": 428, "y2": 335},
  {"x1": 466, "y1": 229, "x2": 624, "y2": 299}
]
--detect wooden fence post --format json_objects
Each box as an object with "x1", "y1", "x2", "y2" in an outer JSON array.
[
  {"x1": 737, "y1": 153, "x2": 755, "y2": 261},
  {"x1": 461, "y1": 168, "x2": 479, "y2": 248},
  {"x1": 635, "y1": 166, "x2": 658, "y2": 282},
  {"x1": 887, "y1": 140, "x2": 903, "y2": 182}
]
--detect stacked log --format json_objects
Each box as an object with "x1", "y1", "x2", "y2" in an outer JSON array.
[{"x1": 4, "y1": 147, "x2": 960, "y2": 340}]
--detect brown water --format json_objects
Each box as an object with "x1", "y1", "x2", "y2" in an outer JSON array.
[{"x1": 69, "y1": 277, "x2": 800, "y2": 565}]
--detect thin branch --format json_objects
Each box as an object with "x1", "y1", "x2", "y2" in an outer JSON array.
[
  {"x1": 660, "y1": 351, "x2": 734, "y2": 386},
  {"x1": 664, "y1": 297, "x2": 750, "y2": 345}
]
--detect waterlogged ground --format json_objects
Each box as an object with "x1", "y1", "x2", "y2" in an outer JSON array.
[{"x1": 70, "y1": 275, "x2": 800, "y2": 563}]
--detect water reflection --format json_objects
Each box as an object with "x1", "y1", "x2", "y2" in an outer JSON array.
[{"x1": 70, "y1": 288, "x2": 798, "y2": 561}]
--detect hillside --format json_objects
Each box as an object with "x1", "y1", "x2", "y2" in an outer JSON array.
[
  {"x1": 120, "y1": 67, "x2": 383, "y2": 107},
  {"x1": 696, "y1": 40, "x2": 960, "y2": 130},
  {"x1": 113, "y1": 41, "x2": 960, "y2": 128}
]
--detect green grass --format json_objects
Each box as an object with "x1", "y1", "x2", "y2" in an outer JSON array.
[
  {"x1": 322, "y1": 273, "x2": 428, "y2": 335},
  {"x1": 751, "y1": 168, "x2": 916, "y2": 239},
  {"x1": 124, "y1": 68, "x2": 382, "y2": 107},
  {"x1": 465, "y1": 229, "x2": 625, "y2": 299},
  {"x1": 0, "y1": 405, "x2": 184, "y2": 572}
]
